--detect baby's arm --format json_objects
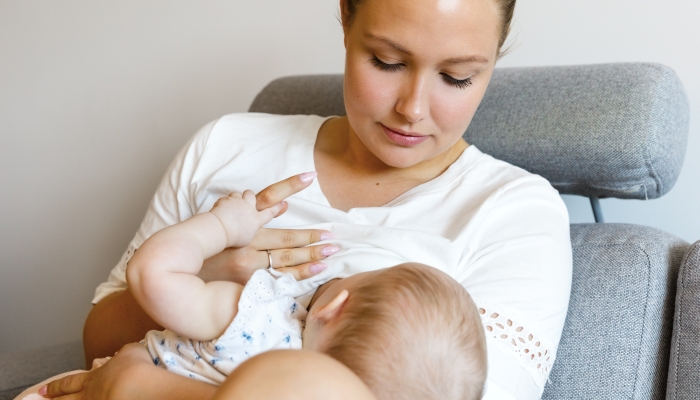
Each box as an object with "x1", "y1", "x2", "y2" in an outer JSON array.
[{"x1": 127, "y1": 190, "x2": 284, "y2": 341}]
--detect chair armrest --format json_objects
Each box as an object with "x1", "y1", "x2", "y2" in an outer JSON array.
[
  {"x1": 668, "y1": 240, "x2": 700, "y2": 400},
  {"x1": 543, "y1": 224, "x2": 688, "y2": 399}
]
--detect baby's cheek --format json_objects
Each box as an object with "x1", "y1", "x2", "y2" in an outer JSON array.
[{"x1": 301, "y1": 319, "x2": 321, "y2": 350}]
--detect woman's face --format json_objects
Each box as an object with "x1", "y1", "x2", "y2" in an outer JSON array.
[{"x1": 343, "y1": 0, "x2": 501, "y2": 168}]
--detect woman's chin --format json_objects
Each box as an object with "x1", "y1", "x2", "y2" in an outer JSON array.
[{"x1": 374, "y1": 149, "x2": 431, "y2": 169}]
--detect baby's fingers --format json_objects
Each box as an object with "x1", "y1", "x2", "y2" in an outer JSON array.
[
  {"x1": 242, "y1": 190, "x2": 257, "y2": 207},
  {"x1": 257, "y1": 201, "x2": 287, "y2": 225}
]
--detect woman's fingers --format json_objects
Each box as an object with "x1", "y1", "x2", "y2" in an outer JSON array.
[
  {"x1": 255, "y1": 172, "x2": 317, "y2": 211},
  {"x1": 252, "y1": 228, "x2": 334, "y2": 250},
  {"x1": 43, "y1": 372, "x2": 87, "y2": 398},
  {"x1": 276, "y1": 261, "x2": 329, "y2": 280},
  {"x1": 52, "y1": 394, "x2": 83, "y2": 400},
  {"x1": 265, "y1": 244, "x2": 340, "y2": 269}
]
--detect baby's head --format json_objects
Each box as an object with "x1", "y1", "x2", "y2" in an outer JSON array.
[{"x1": 303, "y1": 263, "x2": 487, "y2": 400}]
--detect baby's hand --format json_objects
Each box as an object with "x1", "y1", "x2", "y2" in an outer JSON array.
[{"x1": 209, "y1": 190, "x2": 285, "y2": 249}]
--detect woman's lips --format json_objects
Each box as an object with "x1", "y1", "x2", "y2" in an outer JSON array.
[{"x1": 381, "y1": 124, "x2": 429, "y2": 147}]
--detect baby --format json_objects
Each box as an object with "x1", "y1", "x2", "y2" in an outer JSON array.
[{"x1": 22, "y1": 177, "x2": 487, "y2": 400}]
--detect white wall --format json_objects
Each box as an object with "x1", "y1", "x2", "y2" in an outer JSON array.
[
  {"x1": 0, "y1": 1, "x2": 697, "y2": 353},
  {"x1": 0, "y1": 0, "x2": 346, "y2": 353}
]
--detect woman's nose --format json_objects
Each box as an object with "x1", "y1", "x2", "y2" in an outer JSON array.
[{"x1": 395, "y1": 75, "x2": 429, "y2": 124}]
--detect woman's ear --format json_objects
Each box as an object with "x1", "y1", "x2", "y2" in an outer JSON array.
[
  {"x1": 339, "y1": 0, "x2": 352, "y2": 43},
  {"x1": 310, "y1": 289, "x2": 349, "y2": 324},
  {"x1": 339, "y1": 0, "x2": 350, "y2": 28}
]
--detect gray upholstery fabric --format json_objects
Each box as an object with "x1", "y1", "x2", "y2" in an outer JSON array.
[
  {"x1": 249, "y1": 74, "x2": 346, "y2": 119},
  {"x1": 542, "y1": 224, "x2": 688, "y2": 400},
  {"x1": 667, "y1": 241, "x2": 700, "y2": 400},
  {"x1": 0, "y1": 341, "x2": 84, "y2": 400},
  {"x1": 468, "y1": 64, "x2": 689, "y2": 200},
  {"x1": 249, "y1": 64, "x2": 689, "y2": 200}
]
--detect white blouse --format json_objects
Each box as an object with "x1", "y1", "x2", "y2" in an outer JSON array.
[{"x1": 94, "y1": 113, "x2": 572, "y2": 399}]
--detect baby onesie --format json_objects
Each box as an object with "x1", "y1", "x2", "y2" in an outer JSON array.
[{"x1": 142, "y1": 269, "x2": 309, "y2": 385}]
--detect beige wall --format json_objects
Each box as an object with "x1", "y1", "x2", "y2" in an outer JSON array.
[{"x1": 1, "y1": 0, "x2": 698, "y2": 352}]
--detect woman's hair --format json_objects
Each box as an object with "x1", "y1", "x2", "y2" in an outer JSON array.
[
  {"x1": 340, "y1": 0, "x2": 516, "y2": 57},
  {"x1": 322, "y1": 263, "x2": 487, "y2": 400}
]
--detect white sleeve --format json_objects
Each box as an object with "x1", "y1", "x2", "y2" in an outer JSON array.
[
  {"x1": 457, "y1": 177, "x2": 572, "y2": 399},
  {"x1": 92, "y1": 120, "x2": 218, "y2": 304}
]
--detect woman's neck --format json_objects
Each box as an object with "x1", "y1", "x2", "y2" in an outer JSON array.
[{"x1": 313, "y1": 116, "x2": 467, "y2": 211}]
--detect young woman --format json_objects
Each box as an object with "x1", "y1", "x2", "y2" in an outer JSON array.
[{"x1": 45, "y1": 0, "x2": 571, "y2": 398}]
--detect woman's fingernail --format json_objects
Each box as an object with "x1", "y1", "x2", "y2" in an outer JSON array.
[
  {"x1": 310, "y1": 263, "x2": 328, "y2": 274},
  {"x1": 319, "y1": 231, "x2": 336, "y2": 241},
  {"x1": 321, "y1": 246, "x2": 340, "y2": 256},
  {"x1": 299, "y1": 171, "x2": 318, "y2": 183},
  {"x1": 38, "y1": 385, "x2": 47, "y2": 396}
]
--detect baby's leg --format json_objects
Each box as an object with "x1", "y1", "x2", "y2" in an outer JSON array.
[
  {"x1": 13, "y1": 357, "x2": 111, "y2": 400},
  {"x1": 213, "y1": 350, "x2": 376, "y2": 400}
]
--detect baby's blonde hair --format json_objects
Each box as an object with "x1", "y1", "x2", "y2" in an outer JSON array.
[{"x1": 323, "y1": 263, "x2": 487, "y2": 400}]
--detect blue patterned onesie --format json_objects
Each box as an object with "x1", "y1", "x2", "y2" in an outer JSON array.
[{"x1": 141, "y1": 269, "x2": 309, "y2": 385}]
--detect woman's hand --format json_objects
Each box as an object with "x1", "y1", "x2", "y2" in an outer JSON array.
[
  {"x1": 199, "y1": 172, "x2": 338, "y2": 284},
  {"x1": 42, "y1": 343, "x2": 218, "y2": 400},
  {"x1": 41, "y1": 344, "x2": 154, "y2": 400},
  {"x1": 198, "y1": 228, "x2": 335, "y2": 283}
]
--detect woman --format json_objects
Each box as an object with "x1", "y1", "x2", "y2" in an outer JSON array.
[{"x1": 45, "y1": 0, "x2": 571, "y2": 398}]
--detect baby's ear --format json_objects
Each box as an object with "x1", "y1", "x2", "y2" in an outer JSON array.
[{"x1": 310, "y1": 290, "x2": 349, "y2": 324}]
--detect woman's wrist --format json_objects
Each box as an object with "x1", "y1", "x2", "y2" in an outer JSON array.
[{"x1": 199, "y1": 249, "x2": 249, "y2": 284}]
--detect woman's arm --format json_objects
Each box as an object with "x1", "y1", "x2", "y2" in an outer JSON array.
[
  {"x1": 459, "y1": 176, "x2": 572, "y2": 399},
  {"x1": 83, "y1": 290, "x2": 162, "y2": 366}
]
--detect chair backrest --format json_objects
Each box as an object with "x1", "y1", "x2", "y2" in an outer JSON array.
[{"x1": 249, "y1": 63, "x2": 689, "y2": 200}]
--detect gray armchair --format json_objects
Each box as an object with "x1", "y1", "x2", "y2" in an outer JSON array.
[{"x1": 1, "y1": 63, "x2": 696, "y2": 400}]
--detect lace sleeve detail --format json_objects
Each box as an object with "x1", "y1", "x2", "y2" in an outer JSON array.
[
  {"x1": 478, "y1": 303, "x2": 554, "y2": 388},
  {"x1": 119, "y1": 242, "x2": 139, "y2": 271}
]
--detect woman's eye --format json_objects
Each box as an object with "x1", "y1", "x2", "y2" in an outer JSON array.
[
  {"x1": 370, "y1": 56, "x2": 403, "y2": 72},
  {"x1": 441, "y1": 73, "x2": 473, "y2": 89}
]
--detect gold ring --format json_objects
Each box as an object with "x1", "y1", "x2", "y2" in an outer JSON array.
[{"x1": 266, "y1": 249, "x2": 273, "y2": 270}]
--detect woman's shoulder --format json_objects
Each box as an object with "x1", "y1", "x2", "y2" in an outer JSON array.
[
  {"x1": 183, "y1": 112, "x2": 325, "y2": 153},
  {"x1": 443, "y1": 145, "x2": 562, "y2": 207},
  {"x1": 182, "y1": 113, "x2": 327, "y2": 183},
  {"x1": 206, "y1": 112, "x2": 328, "y2": 142},
  {"x1": 466, "y1": 146, "x2": 551, "y2": 186}
]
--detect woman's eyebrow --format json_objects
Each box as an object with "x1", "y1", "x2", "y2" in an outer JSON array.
[
  {"x1": 364, "y1": 33, "x2": 413, "y2": 55},
  {"x1": 442, "y1": 55, "x2": 489, "y2": 64},
  {"x1": 364, "y1": 33, "x2": 489, "y2": 64}
]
